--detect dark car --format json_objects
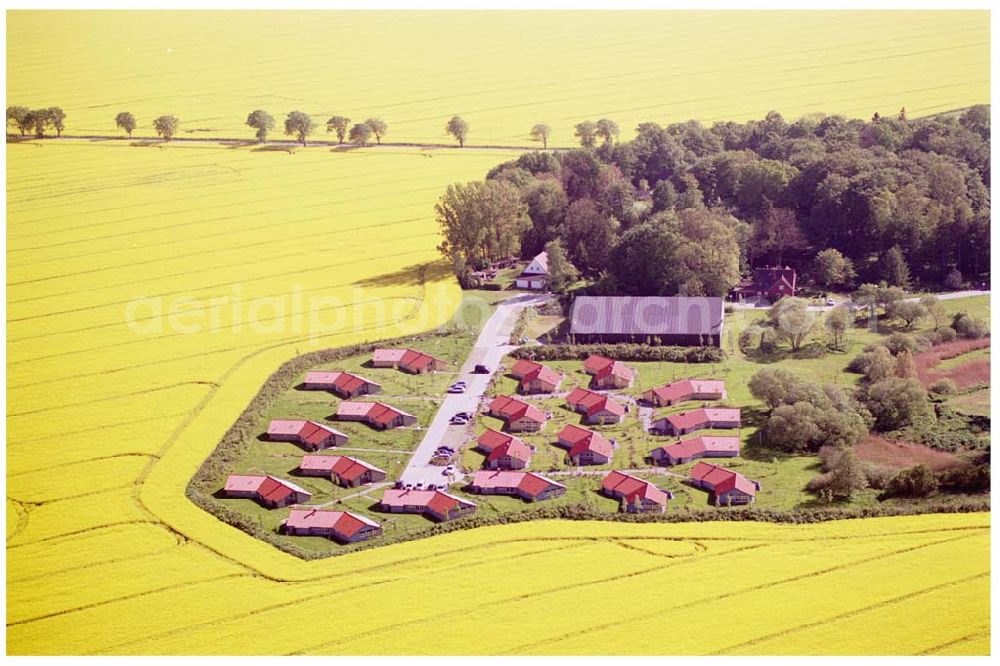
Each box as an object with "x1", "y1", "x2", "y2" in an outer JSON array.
[{"x1": 473, "y1": 364, "x2": 490, "y2": 374}]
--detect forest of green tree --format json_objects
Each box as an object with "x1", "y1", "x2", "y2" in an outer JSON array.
[{"x1": 442, "y1": 106, "x2": 990, "y2": 296}]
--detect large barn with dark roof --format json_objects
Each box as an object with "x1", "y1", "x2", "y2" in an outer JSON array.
[{"x1": 569, "y1": 296, "x2": 724, "y2": 346}]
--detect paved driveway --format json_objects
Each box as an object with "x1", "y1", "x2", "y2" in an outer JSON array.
[{"x1": 398, "y1": 292, "x2": 554, "y2": 487}]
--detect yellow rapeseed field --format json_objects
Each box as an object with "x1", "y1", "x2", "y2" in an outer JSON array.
[{"x1": 6, "y1": 10, "x2": 990, "y2": 656}]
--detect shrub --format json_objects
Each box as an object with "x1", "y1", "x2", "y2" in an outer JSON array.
[
  {"x1": 882, "y1": 464, "x2": 939, "y2": 498},
  {"x1": 795, "y1": 342, "x2": 826, "y2": 359},
  {"x1": 937, "y1": 326, "x2": 958, "y2": 342},
  {"x1": 862, "y1": 463, "x2": 895, "y2": 490},
  {"x1": 929, "y1": 378, "x2": 957, "y2": 395},
  {"x1": 864, "y1": 377, "x2": 929, "y2": 431},
  {"x1": 952, "y1": 313, "x2": 989, "y2": 339},
  {"x1": 937, "y1": 464, "x2": 990, "y2": 493},
  {"x1": 884, "y1": 332, "x2": 919, "y2": 355},
  {"x1": 511, "y1": 343, "x2": 725, "y2": 363},
  {"x1": 944, "y1": 267, "x2": 963, "y2": 290}
]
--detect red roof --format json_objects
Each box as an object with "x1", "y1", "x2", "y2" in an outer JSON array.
[
  {"x1": 566, "y1": 427, "x2": 614, "y2": 460},
  {"x1": 336, "y1": 401, "x2": 414, "y2": 426},
  {"x1": 664, "y1": 407, "x2": 741, "y2": 431},
  {"x1": 518, "y1": 362, "x2": 562, "y2": 389},
  {"x1": 511, "y1": 359, "x2": 542, "y2": 379},
  {"x1": 565, "y1": 388, "x2": 626, "y2": 418},
  {"x1": 688, "y1": 462, "x2": 757, "y2": 497},
  {"x1": 583, "y1": 354, "x2": 615, "y2": 375},
  {"x1": 399, "y1": 348, "x2": 446, "y2": 372},
  {"x1": 226, "y1": 474, "x2": 310, "y2": 503},
  {"x1": 654, "y1": 436, "x2": 740, "y2": 459},
  {"x1": 380, "y1": 489, "x2": 475, "y2": 514},
  {"x1": 594, "y1": 360, "x2": 634, "y2": 384},
  {"x1": 372, "y1": 348, "x2": 407, "y2": 363},
  {"x1": 485, "y1": 439, "x2": 533, "y2": 465},
  {"x1": 601, "y1": 471, "x2": 669, "y2": 506},
  {"x1": 300, "y1": 455, "x2": 385, "y2": 481},
  {"x1": 284, "y1": 509, "x2": 379, "y2": 537},
  {"x1": 557, "y1": 423, "x2": 597, "y2": 445},
  {"x1": 469, "y1": 470, "x2": 564, "y2": 498},
  {"x1": 304, "y1": 371, "x2": 380, "y2": 394},
  {"x1": 476, "y1": 428, "x2": 519, "y2": 452},
  {"x1": 647, "y1": 379, "x2": 726, "y2": 404},
  {"x1": 488, "y1": 395, "x2": 546, "y2": 423}
]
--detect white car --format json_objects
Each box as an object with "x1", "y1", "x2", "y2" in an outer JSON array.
[{"x1": 825, "y1": 298, "x2": 836, "y2": 306}]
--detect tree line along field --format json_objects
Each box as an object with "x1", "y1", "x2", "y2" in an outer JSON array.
[
  {"x1": 6, "y1": 9, "x2": 991, "y2": 655},
  {"x1": 7, "y1": 11, "x2": 989, "y2": 146}
]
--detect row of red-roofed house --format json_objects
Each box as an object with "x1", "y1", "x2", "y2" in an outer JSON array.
[{"x1": 371, "y1": 348, "x2": 448, "y2": 374}]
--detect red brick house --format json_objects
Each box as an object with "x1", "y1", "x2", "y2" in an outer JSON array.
[
  {"x1": 484, "y1": 439, "x2": 533, "y2": 470},
  {"x1": 687, "y1": 462, "x2": 760, "y2": 505},
  {"x1": 486, "y1": 395, "x2": 547, "y2": 432},
  {"x1": 510, "y1": 359, "x2": 563, "y2": 394},
  {"x1": 601, "y1": 471, "x2": 672, "y2": 514},
  {"x1": 590, "y1": 360, "x2": 635, "y2": 390},
  {"x1": 223, "y1": 475, "x2": 311, "y2": 508},
  {"x1": 556, "y1": 423, "x2": 614, "y2": 466},
  {"x1": 266, "y1": 419, "x2": 348, "y2": 451},
  {"x1": 378, "y1": 489, "x2": 477, "y2": 522},
  {"x1": 642, "y1": 379, "x2": 727, "y2": 407},
  {"x1": 281, "y1": 509, "x2": 382, "y2": 543},
  {"x1": 467, "y1": 470, "x2": 566, "y2": 502},
  {"x1": 651, "y1": 407, "x2": 741, "y2": 436},
  {"x1": 298, "y1": 455, "x2": 387, "y2": 487},
  {"x1": 649, "y1": 436, "x2": 741, "y2": 466},
  {"x1": 335, "y1": 401, "x2": 417, "y2": 430},
  {"x1": 303, "y1": 371, "x2": 381, "y2": 398},
  {"x1": 370, "y1": 348, "x2": 448, "y2": 374},
  {"x1": 565, "y1": 387, "x2": 626, "y2": 425}
]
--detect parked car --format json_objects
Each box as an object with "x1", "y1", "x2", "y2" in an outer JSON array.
[
  {"x1": 473, "y1": 364, "x2": 490, "y2": 374},
  {"x1": 447, "y1": 385, "x2": 466, "y2": 394},
  {"x1": 393, "y1": 479, "x2": 404, "y2": 489},
  {"x1": 825, "y1": 298, "x2": 836, "y2": 306},
  {"x1": 455, "y1": 411, "x2": 471, "y2": 419},
  {"x1": 414, "y1": 481, "x2": 424, "y2": 489},
  {"x1": 449, "y1": 416, "x2": 467, "y2": 425}
]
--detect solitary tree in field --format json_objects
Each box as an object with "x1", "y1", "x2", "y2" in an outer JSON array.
[
  {"x1": 825, "y1": 305, "x2": 851, "y2": 351},
  {"x1": 348, "y1": 122, "x2": 373, "y2": 146},
  {"x1": 595, "y1": 118, "x2": 620, "y2": 145},
  {"x1": 115, "y1": 111, "x2": 137, "y2": 138},
  {"x1": 326, "y1": 115, "x2": 350, "y2": 143},
  {"x1": 446, "y1": 115, "x2": 469, "y2": 147},
  {"x1": 364, "y1": 118, "x2": 388, "y2": 145},
  {"x1": 245, "y1": 109, "x2": 275, "y2": 143},
  {"x1": 574, "y1": 120, "x2": 597, "y2": 148},
  {"x1": 46, "y1": 107, "x2": 66, "y2": 137},
  {"x1": 529, "y1": 123, "x2": 552, "y2": 149},
  {"x1": 153, "y1": 115, "x2": 180, "y2": 141},
  {"x1": 284, "y1": 110, "x2": 314, "y2": 146},
  {"x1": 7, "y1": 106, "x2": 31, "y2": 136}
]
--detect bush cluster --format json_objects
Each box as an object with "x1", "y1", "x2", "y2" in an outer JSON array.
[{"x1": 511, "y1": 343, "x2": 724, "y2": 363}]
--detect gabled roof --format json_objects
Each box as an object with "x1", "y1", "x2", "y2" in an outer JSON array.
[
  {"x1": 594, "y1": 360, "x2": 634, "y2": 384},
  {"x1": 336, "y1": 401, "x2": 414, "y2": 425},
  {"x1": 469, "y1": 470, "x2": 565, "y2": 498},
  {"x1": 511, "y1": 359, "x2": 543, "y2": 379},
  {"x1": 520, "y1": 250, "x2": 549, "y2": 276},
  {"x1": 565, "y1": 388, "x2": 626, "y2": 417},
  {"x1": 284, "y1": 509, "x2": 379, "y2": 537},
  {"x1": 267, "y1": 419, "x2": 347, "y2": 447},
  {"x1": 511, "y1": 360, "x2": 562, "y2": 388},
  {"x1": 601, "y1": 471, "x2": 669, "y2": 506},
  {"x1": 557, "y1": 423, "x2": 598, "y2": 445},
  {"x1": 372, "y1": 348, "x2": 407, "y2": 363},
  {"x1": 476, "y1": 428, "x2": 519, "y2": 452},
  {"x1": 570, "y1": 296, "x2": 724, "y2": 337},
  {"x1": 568, "y1": 430, "x2": 614, "y2": 459},
  {"x1": 226, "y1": 474, "x2": 310, "y2": 502},
  {"x1": 582, "y1": 354, "x2": 615, "y2": 375},
  {"x1": 380, "y1": 488, "x2": 476, "y2": 512},
  {"x1": 662, "y1": 407, "x2": 741, "y2": 431},
  {"x1": 304, "y1": 370, "x2": 380, "y2": 393},
  {"x1": 647, "y1": 379, "x2": 726, "y2": 403},
  {"x1": 299, "y1": 455, "x2": 386, "y2": 481},
  {"x1": 485, "y1": 439, "x2": 533, "y2": 465},
  {"x1": 653, "y1": 436, "x2": 740, "y2": 459},
  {"x1": 488, "y1": 395, "x2": 546, "y2": 423},
  {"x1": 688, "y1": 462, "x2": 757, "y2": 497}
]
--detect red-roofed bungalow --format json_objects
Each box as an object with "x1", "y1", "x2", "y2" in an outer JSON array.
[
  {"x1": 467, "y1": 470, "x2": 566, "y2": 502},
  {"x1": 649, "y1": 435, "x2": 740, "y2": 466},
  {"x1": 281, "y1": 509, "x2": 382, "y2": 543},
  {"x1": 688, "y1": 462, "x2": 760, "y2": 505}
]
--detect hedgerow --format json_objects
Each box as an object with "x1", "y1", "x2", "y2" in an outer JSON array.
[{"x1": 511, "y1": 343, "x2": 724, "y2": 363}]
